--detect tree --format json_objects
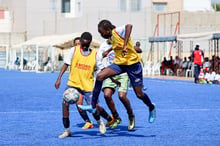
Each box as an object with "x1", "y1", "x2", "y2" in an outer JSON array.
[{"x1": 212, "y1": 3, "x2": 220, "y2": 11}]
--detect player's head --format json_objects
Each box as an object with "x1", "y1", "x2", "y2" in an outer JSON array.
[
  {"x1": 73, "y1": 37, "x2": 81, "y2": 46},
  {"x1": 195, "y1": 43, "x2": 200, "y2": 50},
  {"x1": 98, "y1": 19, "x2": 115, "y2": 39},
  {"x1": 80, "y1": 32, "x2": 92, "y2": 50}
]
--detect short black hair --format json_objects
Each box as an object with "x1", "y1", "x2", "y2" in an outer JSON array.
[
  {"x1": 81, "y1": 32, "x2": 92, "y2": 42},
  {"x1": 98, "y1": 19, "x2": 116, "y2": 30}
]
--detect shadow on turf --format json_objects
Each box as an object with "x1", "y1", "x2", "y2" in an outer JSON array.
[{"x1": 72, "y1": 123, "x2": 156, "y2": 138}]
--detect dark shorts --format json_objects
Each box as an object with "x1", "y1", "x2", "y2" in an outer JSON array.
[{"x1": 107, "y1": 62, "x2": 143, "y2": 87}]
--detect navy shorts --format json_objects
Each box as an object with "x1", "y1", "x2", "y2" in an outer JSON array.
[{"x1": 107, "y1": 62, "x2": 143, "y2": 87}]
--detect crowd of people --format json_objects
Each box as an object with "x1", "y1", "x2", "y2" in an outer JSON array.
[
  {"x1": 160, "y1": 53, "x2": 220, "y2": 84},
  {"x1": 160, "y1": 55, "x2": 193, "y2": 76}
]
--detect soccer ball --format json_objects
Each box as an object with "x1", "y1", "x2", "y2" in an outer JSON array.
[{"x1": 63, "y1": 88, "x2": 80, "y2": 104}]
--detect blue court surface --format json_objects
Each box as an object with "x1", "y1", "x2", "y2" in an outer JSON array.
[{"x1": 0, "y1": 69, "x2": 220, "y2": 146}]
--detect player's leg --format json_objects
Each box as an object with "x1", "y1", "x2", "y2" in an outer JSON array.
[
  {"x1": 76, "y1": 94, "x2": 93, "y2": 129},
  {"x1": 78, "y1": 64, "x2": 120, "y2": 112},
  {"x1": 126, "y1": 62, "x2": 156, "y2": 123},
  {"x1": 59, "y1": 101, "x2": 71, "y2": 138},
  {"x1": 92, "y1": 107, "x2": 106, "y2": 134},
  {"x1": 81, "y1": 91, "x2": 107, "y2": 134},
  {"x1": 91, "y1": 67, "x2": 119, "y2": 108},
  {"x1": 117, "y1": 75, "x2": 135, "y2": 130},
  {"x1": 102, "y1": 77, "x2": 121, "y2": 128}
]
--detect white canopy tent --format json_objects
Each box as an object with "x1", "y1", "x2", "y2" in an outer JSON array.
[{"x1": 10, "y1": 33, "x2": 101, "y2": 72}]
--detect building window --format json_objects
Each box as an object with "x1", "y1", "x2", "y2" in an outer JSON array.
[
  {"x1": 153, "y1": 3, "x2": 167, "y2": 12},
  {"x1": 130, "y1": 0, "x2": 141, "y2": 11},
  {"x1": 120, "y1": 0, "x2": 141, "y2": 12},
  {"x1": 50, "y1": 0, "x2": 57, "y2": 10},
  {"x1": 62, "y1": 0, "x2": 70, "y2": 13}
]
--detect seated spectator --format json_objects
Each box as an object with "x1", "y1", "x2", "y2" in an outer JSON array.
[
  {"x1": 43, "y1": 57, "x2": 52, "y2": 71},
  {"x1": 58, "y1": 54, "x2": 63, "y2": 61},
  {"x1": 182, "y1": 57, "x2": 188, "y2": 76},
  {"x1": 160, "y1": 57, "x2": 168, "y2": 75},
  {"x1": 204, "y1": 69, "x2": 211, "y2": 84},
  {"x1": 23, "y1": 58, "x2": 27, "y2": 66},
  {"x1": 174, "y1": 56, "x2": 182, "y2": 76},
  {"x1": 203, "y1": 57, "x2": 211, "y2": 70},
  {"x1": 187, "y1": 56, "x2": 193, "y2": 70},
  {"x1": 198, "y1": 68, "x2": 207, "y2": 84},
  {"x1": 43, "y1": 57, "x2": 50, "y2": 66},
  {"x1": 209, "y1": 68, "x2": 216, "y2": 84},
  {"x1": 166, "y1": 56, "x2": 174, "y2": 74},
  {"x1": 14, "y1": 57, "x2": 20, "y2": 66},
  {"x1": 214, "y1": 71, "x2": 220, "y2": 84}
]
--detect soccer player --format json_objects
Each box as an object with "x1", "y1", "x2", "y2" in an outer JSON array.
[
  {"x1": 78, "y1": 20, "x2": 156, "y2": 125},
  {"x1": 55, "y1": 32, "x2": 113, "y2": 138},
  {"x1": 97, "y1": 40, "x2": 135, "y2": 130},
  {"x1": 72, "y1": 37, "x2": 94, "y2": 130}
]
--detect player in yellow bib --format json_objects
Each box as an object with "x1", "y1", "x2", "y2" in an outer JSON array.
[
  {"x1": 55, "y1": 32, "x2": 113, "y2": 138},
  {"x1": 79, "y1": 20, "x2": 156, "y2": 128}
]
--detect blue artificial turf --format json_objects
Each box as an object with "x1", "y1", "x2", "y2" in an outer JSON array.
[{"x1": 0, "y1": 69, "x2": 220, "y2": 146}]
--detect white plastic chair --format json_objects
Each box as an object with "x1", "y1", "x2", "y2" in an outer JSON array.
[{"x1": 186, "y1": 64, "x2": 194, "y2": 78}]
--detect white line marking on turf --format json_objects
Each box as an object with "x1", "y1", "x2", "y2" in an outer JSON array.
[{"x1": 1, "y1": 108, "x2": 220, "y2": 114}]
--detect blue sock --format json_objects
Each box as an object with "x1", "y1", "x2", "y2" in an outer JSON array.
[{"x1": 92, "y1": 80, "x2": 103, "y2": 108}]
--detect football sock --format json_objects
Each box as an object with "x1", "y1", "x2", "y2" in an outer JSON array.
[
  {"x1": 141, "y1": 93, "x2": 155, "y2": 111},
  {"x1": 92, "y1": 110, "x2": 101, "y2": 121},
  {"x1": 77, "y1": 107, "x2": 91, "y2": 123},
  {"x1": 63, "y1": 117, "x2": 70, "y2": 128},
  {"x1": 92, "y1": 80, "x2": 103, "y2": 108},
  {"x1": 112, "y1": 111, "x2": 120, "y2": 119},
  {"x1": 99, "y1": 108, "x2": 111, "y2": 121}
]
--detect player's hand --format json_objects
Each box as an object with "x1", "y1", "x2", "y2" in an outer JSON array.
[
  {"x1": 55, "y1": 80, "x2": 61, "y2": 89},
  {"x1": 111, "y1": 78, "x2": 121, "y2": 87},
  {"x1": 114, "y1": 80, "x2": 121, "y2": 87},
  {"x1": 122, "y1": 48, "x2": 127, "y2": 57}
]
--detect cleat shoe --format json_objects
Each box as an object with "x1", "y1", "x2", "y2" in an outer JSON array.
[
  {"x1": 149, "y1": 103, "x2": 156, "y2": 123},
  {"x1": 82, "y1": 122, "x2": 93, "y2": 129},
  {"x1": 110, "y1": 118, "x2": 121, "y2": 129},
  {"x1": 58, "y1": 128, "x2": 71, "y2": 138},
  {"x1": 106, "y1": 115, "x2": 115, "y2": 127},
  {"x1": 97, "y1": 119, "x2": 106, "y2": 134},
  {"x1": 128, "y1": 115, "x2": 135, "y2": 131},
  {"x1": 77, "y1": 105, "x2": 96, "y2": 113}
]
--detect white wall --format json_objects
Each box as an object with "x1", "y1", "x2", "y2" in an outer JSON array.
[{"x1": 184, "y1": 0, "x2": 213, "y2": 11}]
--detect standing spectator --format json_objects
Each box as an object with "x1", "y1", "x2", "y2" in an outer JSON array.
[{"x1": 191, "y1": 43, "x2": 204, "y2": 83}]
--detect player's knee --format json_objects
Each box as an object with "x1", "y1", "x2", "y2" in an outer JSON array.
[
  {"x1": 96, "y1": 73, "x2": 104, "y2": 81},
  {"x1": 104, "y1": 94, "x2": 112, "y2": 102},
  {"x1": 136, "y1": 93, "x2": 144, "y2": 99},
  {"x1": 118, "y1": 95, "x2": 126, "y2": 101}
]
